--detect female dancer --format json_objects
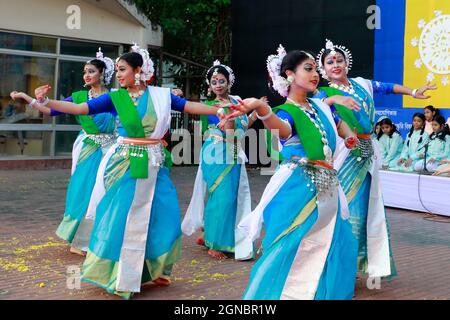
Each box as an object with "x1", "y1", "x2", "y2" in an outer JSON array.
[
  {"x1": 182, "y1": 60, "x2": 254, "y2": 261},
  {"x1": 16, "y1": 44, "x2": 224, "y2": 299},
  {"x1": 235, "y1": 46, "x2": 359, "y2": 299},
  {"x1": 11, "y1": 48, "x2": 116, "y2": 256},
  {"x1": 393, "y1": 113, "x2": 429, "y2": 172},
  {"x1": 315, "y1": 39, "x2": 437, "y2": 279},
  {"x1": 377, "y1": 118, "x2": 403, "y2": 169}
]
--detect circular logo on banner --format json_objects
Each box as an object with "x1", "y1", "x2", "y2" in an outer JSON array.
[
  {"x1": 411, "y1": 11, "x2": 450, "y2": 86},
  {"x1": 419, "y1": 14, "x2": 450, "y2": 75}
]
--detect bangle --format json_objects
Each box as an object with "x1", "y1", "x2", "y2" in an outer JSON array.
[
  {"x1": 29, "y1": 99, "x2": 38, "y2": 108},
  {"x1": 256, "y1": 106, "x2": 273, "y2": 121},
  {"x1": 216, "y1": 107, "x2": 226, "y2": 118},
  {"x1": 42, "y1": 97, "x2": 50, "y2": 106},
  {"x1": 248, "y1": 112, "x2": 257, "y2": 122},
  {"x1": 411, "y1": 89, "x2": 418, "y2": 98}
]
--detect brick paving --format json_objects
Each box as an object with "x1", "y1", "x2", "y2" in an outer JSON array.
[{"x1": 0, "y1": 167, "x2": 449, "y2": 300}]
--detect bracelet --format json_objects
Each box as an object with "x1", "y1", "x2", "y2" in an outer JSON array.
[
  {"x1": 37, "y1": 96, "x2": 50, "y2": 106},
  {"x1": 248, "y1": 112, "x2": 257, "y2": 122},
  {"x1": 411, "y1": 89, "x2": 418, "y2": 98},
  {"x1": 216, "y1": 107, "x2": 226, "y2": 118},
  {"x1": 256, "y1": 106, "x2": 273, "y2": 121},
  {"x1": 41, "y1": 97, "x2": 50, "y2": 106},
  {"x1": 29, "y1": 99, "x2": 38, "y2": 108}
]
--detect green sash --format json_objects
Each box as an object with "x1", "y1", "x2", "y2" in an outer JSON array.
[
  {"x1": 200, "y1": 100, "x2": 221, "y2": 135},
  {"x1": 73, "y1": 91, "x2": 100, "y2": 135},
  {"x1": 109, "y1": 89, "x2": 149, "y2": 179},
  {"x1": 319, "y1": 86, "x2": 364, "y2": 134},
  {"x1": 266, "y1": 102, "x2": 326, "y2": 162}
]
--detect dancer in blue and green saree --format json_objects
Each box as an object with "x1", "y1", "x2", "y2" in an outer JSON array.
[
  {"x1": 236, "y1": 46, "x2": 360, "y2": 300},
  {"x1": 182, "y1": 61, "x2": 254, "y2": 261},
  {"x1": 27, "y1": 44, "x2": 223, "y2": 299},
  {"x1": 11, "y1": 48, "x2": 116, "y2": 256},
  {"x1": 315, "y1": 39, "x2": 437, "y2": 280}
]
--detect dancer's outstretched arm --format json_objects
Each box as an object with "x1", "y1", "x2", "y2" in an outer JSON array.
[
  {"x1": 229, "y1": 98, "x2": 291, "y2": 140},
  {"x1": 10, "y1": 91, "x2": 52, "y2": 116}
]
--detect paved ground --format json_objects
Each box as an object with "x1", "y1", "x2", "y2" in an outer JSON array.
[{"x1": 0, "y1": 167, "x2": 449, "y2": 300}]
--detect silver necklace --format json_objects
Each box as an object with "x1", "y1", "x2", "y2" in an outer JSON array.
[
  {"x1": 128, "y1": 88, "x2": 145, "y2": 106},
  {"x1": 329, "y1": 81, "x2": 369, "y2": 115},
  {"x1": 88, "y1": 88, "x2": 108, "y2": 100},
  {"x1": 286, "y1": 98, "x2": 333, "y2": 164}
]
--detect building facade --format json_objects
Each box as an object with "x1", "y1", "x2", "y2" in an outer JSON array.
[{"x1": 0, "y1": 0, "x2": 162, "y2": 159}]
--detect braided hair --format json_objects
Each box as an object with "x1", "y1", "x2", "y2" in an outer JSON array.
[
  {"x1": 407, "y1": 113, "x2": 426, "y2": 147},
  {"x1": 377, "y1": 118, "x2": 400, "y2": 140},
  {"x1": 430, "y1": 115, "x2": 449, "y2": 142}
]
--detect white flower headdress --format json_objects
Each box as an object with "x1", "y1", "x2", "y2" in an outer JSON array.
[
  {"x1": 87, "y1": 47, "x2": 115, "y2": 85},
  {"x1": 267, "y1": 44, "x2": 289, "y2": 97},
  {"x1": 131, "y1": 43, "x2": 155, "y2": 83},
  {"x1": 316, "y1": 39, "x2": 353, "y2": 80},
  {"x1": 206, "y1": 60, "x2": 235, "y2": 88}
]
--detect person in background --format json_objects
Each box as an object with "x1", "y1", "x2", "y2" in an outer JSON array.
[
  {"x1": 424, "y1": 105, "x2": 440, "y2": 135},
  {"x1": 414, "y1": 115, "x2": 450, "y2": 172},
  {"x1": 392, "y1": 113, "x2": 429, "y2": 172},
  {"x1": 377, "y1": 118, "x2": 403, "y2": 170}
]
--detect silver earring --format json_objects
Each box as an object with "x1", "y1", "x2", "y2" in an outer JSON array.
[
  {"x1": 287, "y1": 75, "x2": 294, "y2": 85},
  {"x1": 135, "y1": 74, "x2": 141, "y2": 86}
]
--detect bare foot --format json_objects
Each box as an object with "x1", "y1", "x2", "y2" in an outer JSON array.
[
  {"x1": 152, "y1": 276, "x2": 171, "y2": 286},
  {"x1": 69, "y1": 246, "x2": 86, "y2": 256},
  {"x1": 208, "y1": 249, "x2": 227, "y2": 260}
]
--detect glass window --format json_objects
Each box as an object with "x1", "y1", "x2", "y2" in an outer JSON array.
[
  {"x1": 55, "y1": 131, "x2": 79, "y2": 156},
  {"x1": 60, "y1": 39, "x2": 119, "y2": 58},
  {"x1": 0, "y1": 31, "x2": 57, "y2": 53},
  {"x1": 0, "y1": 131, "x2": 51, "y2": 157},
  {"x1": 56, "y1": 60, "x2": 86, "y2": 125},
  {"x1": 0, "y1": 54, "x2": 55, "y2": 125}
]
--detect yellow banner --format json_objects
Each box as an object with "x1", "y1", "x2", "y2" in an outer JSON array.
[{"x1": 403, "y1": 0, "x2": 450, "y2": 108}]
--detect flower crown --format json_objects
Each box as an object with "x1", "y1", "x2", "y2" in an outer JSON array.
[
  {"x1": 266, "y1": 44, "x2": 290, "y2": 97},
  {"x1": 206, "y1": 60, "x2": 235, "y2": 88},
  {"x1": 87, "y1": 47, "x2": 115, "y2": 85},
  {"x1": 131, "y1": 43, "x2": 154, "y2": 83},
  {"x1": 316, "y1": 39, "x2": 353, "y2": 80}
]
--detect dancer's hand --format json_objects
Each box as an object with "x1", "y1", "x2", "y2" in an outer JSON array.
[
  {"x1": 171, "y1": 88, "x2": 183, "y2": 97},
  {"x1": 344, "y1": 128, "x2": 358, "y2": 149},
  {"x1": 397, "y1": 158, "x2": 405, "y2": 165},
  {"x1": 325, "y1": 96, "x2": 361, "y2": 111},
  {"x1": 415, "y1": 82, "x2": 437, "y2": 99},
  {"x1": 10, "y1": 91, "x2": 33, "y2": 103},
  {"x1": 231, "y1": 98, "x2": 268, "y2": 114},
  {"x1": 35, "y1": 84, "x2": 52, "y2": 102},
  {"x1": 10, "y1": 91, "x2": 25, "y2": 101}
]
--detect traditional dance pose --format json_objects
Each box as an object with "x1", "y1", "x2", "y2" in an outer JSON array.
[
  {"x1": 315, "y1": 39, "x2": 437, "y2": 279},
  {"x1": 414, "y1": 115, "x2": 450, "y2": 172},
  {"x1": 235, "y1": 46, "x2": 359, "y2": 300},
  {"x1": 393, "y1": 113, "x2": 429, "y2": 172},
  {"x1": 182, "y1": 61, "x2": 254, "y2": 261},
  {"x1": 10, "y1": 48, "x2": 116, "y2": 256},
  {"x1": 376, "y1": 118, "x2": 403, "y2": 169},
  {"x1": 18, "y1": 44, "x2": 223, "y2": 299}
]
